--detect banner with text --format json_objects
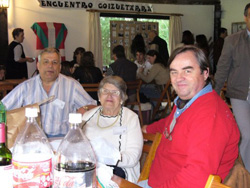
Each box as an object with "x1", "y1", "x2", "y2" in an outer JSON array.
[{"x1": 38, "y1": 0, "x2": 154, "y2": 12}]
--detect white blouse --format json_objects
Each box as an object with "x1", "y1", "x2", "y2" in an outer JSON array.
[{"x1": 82, "y1": 106, "x2": 143, "y2": 183}]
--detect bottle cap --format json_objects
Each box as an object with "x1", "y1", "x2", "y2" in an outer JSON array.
[
  {"x1": 69, "y1": 113, "x2": 82, "y2": 124},
  {"x1": 25, "y1": 108, "x2": 38, "y2": 117}
]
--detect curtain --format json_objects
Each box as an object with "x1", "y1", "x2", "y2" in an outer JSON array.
[
  {"x1": 88, "y1": 12, "x2": 103, "y2": 70},
  {"x1": 169, "y1": 16, "x2": 182, "y2": 54}
]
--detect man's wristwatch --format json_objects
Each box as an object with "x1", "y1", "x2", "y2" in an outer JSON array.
[{"x1": 83, "y1": 106, "x2": 89, "y2": 111}]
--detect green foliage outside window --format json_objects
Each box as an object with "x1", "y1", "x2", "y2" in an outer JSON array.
[{"x1": 100, "y1": 17, "x2": 169, "y2": 66}]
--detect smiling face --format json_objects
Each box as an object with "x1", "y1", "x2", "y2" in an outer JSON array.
[
  {"x1": 170, "y1": 51, "x2": 209, "y2": 100},
  {"x1": 99, "y1": 83, "x2": 122, "y2": 115},
  {"x1": 37, "y1": 52, "x2": 61, "y2": 84}
]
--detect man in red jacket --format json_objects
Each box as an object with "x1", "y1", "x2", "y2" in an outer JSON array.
[{"x1": 139, "y1": 45, "x2": 240, "y2": 188}]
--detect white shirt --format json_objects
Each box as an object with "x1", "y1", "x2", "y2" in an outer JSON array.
[
  {"x1": 134, "y1": 60, "x2": 152, "y2": 76},
  {"x1": 2, "y1": 74, "x2": 96, "y2": 136},
  {"x1": 13, "y1": 40, "x2": 23, "y2": 62}
]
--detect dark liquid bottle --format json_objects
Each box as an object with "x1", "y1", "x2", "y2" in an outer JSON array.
[
  {"x1": 54, "y1": 161, "x2": 96, "y2": 187},
  {"x1": 53, "y1": 113, "x2": 97, "y2": 188},
  {"x1": 0, "y1": 101, "x2": 13, "y2": 188}
]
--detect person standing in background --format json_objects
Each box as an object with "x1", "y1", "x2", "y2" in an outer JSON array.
[
  {"x1": 215, "y1": 3, "x2": 250, "y2": 173},
  {"x1": 148, "y1": 30, "x2": 169, "y2": 66},
  {"x1": 213, "y1": 28, "x2": 228, "y2": 74},
  {"x1": 130, "y1": 33, "x2": 146, "y2": 59},
  {"x1": 5, "y1": 28, "x2": 34, "y2": 79}
]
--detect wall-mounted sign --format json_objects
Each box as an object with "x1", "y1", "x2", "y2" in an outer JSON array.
[{"x1": 38, "y1": 0, "x2": 153, "y2": 12}]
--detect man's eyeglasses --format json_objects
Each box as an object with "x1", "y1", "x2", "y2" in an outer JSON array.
[{"x1": 100, "y1": 88, "x2": 120, "y2": 97}]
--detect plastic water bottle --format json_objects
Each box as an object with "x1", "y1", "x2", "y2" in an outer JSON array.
[
  {"x1": 0, "y1": 101, "x2": 12, "y2": 188},
  {"x1": 12, "y1": 107, "x2": 53, "y2": 188},
  {"x1": 53, "y1": 113, "x2": 96, "y2": 188}
]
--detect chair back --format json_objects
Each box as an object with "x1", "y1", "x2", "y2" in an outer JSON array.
[
  {"x1": 125, "y1": 80, "x2": 143, "y2": 125},
  {"x1": 223, "y1": 155, "x2": 250, "y2": 188},
  {"x1": 81, "y1": 83, "x2": 100, "y2": 101},
  {"x1": 151, "y1": 80, "x2": 175, "y2": 120},
  {"x1": 205, "y1": 175, "x2": 231, "y2": 188},
  {"x1": 220, "y1": 82, "x2": 232, "y2": 109},
  {"x1": 81, "y1": 83, "x2": 100, "y2": 92},
  {"x1": 0, "y1": 83, "x2": 14, "y2": 99},
  {"x1": 138, "y1": 132, "x2": 162, "y2": 182}
]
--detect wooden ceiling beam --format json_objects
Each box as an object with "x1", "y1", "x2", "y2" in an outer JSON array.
[{"x1": 110, "y1": 0, "x2": 220, "y2": 5}]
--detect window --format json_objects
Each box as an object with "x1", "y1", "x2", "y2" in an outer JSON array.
[{"x1": 100, "y1": 13, "x2": 169, "y2": 66}]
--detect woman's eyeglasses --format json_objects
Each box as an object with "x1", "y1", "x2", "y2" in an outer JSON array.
[{"x1": 100, "y1": 88, "x2": 120, "y2": 97}]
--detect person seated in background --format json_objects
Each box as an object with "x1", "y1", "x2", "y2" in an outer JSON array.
[
  {"x1": 2, "y1": 47, "x2": 96, "y2": 138},
  {"x1": 73, "y1": 51, "x2": 103, "y2": 101},
  {"x1": 60, "y1": 61, "x2": 74, "y2": 77},
  {"x1": 137, "y1": 50, "x2": 170, "y2": 103},
  {"x1": 106, "y1": 45, "x2": 138, "y2": 102},
  {"x1": 175, "y1": 30, "x2": 195, "y2": 48},
  {"x1": 0, "y1": 64, "x2": 6, "y2": 81},
  {"x1": 82, "y1": 76, "x2": 143, "y2": 183},
  {"x1": 73, "y1": 51, "x2": 103, "y2": 84},
  {"x1": 106, "y1": 45, "x2": 137, "y2": 82},
  {"x1": 134, "y1": 47, "x2": 151, "y2": 77},
  {"x1": 71, "y1": 47, "x2": 85, "y2": 69},
  {"x1": 0, "y1": 65, "x2": 6, "y2": 99},
  {"x1": 139, "y1": 45, "x2": 240, "y2": 188}
]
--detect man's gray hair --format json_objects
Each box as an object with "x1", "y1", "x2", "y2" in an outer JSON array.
[{"x1": 38, "y1": 47, "x2": 61, "y2": 63}]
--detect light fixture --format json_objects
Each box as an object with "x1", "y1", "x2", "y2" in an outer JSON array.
[{"x1": 0, "y1": 0, "x2": 9, "y2": 8}]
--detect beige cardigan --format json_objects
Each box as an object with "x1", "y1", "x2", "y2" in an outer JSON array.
[{"x1": 137, "y1": 63, "x2": 170, "y2": 85}]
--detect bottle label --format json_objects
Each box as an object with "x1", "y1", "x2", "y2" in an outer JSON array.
[
  {"x1": 0, "y1": 123, "x2": 6, "y2": 143},
  {"x1": 53, "y1": 168, "x2": 95, "y2": 188},
  {"x1": 12, "y1": 158, "x2": 53, "y2": 188},
  {"x1": 0, "y1": 165, "x2": 13, "y2": 188}
]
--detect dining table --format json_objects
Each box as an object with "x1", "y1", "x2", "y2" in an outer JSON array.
[{"x1": 111, "y1": 175, "x2": 142, "y2": 188}]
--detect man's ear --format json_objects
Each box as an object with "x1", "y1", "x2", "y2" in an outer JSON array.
[
  {"x1": 36, "y1": 62, "x2": 39, "y2": 70},
  {"x1": 203, "y1": 68, "x2": 209, "y2": 80}
]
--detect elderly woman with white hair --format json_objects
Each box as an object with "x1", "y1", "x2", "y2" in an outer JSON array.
[{"x1": 82, "y1": 76, "x2": 143, "y2": 183}]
